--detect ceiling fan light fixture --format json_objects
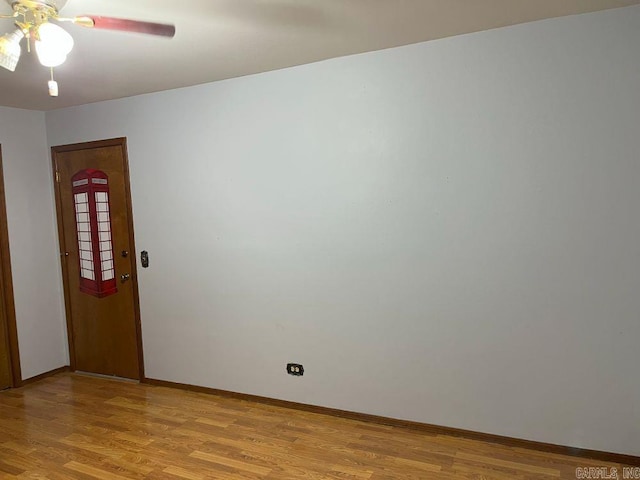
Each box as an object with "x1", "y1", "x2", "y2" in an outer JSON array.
[
  {"x1": 1, "y1": 0, "x2": 175, "y2": 98},
  {"x1": 35, "y1": 22, "x2": 73, "y2": 67},
  {"x1": 0, "y1": 29, "x2": 24, "y2": 72}
]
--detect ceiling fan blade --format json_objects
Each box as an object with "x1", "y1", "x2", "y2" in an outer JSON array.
[{"x1": 74, "y1": 16, "x2": 175, "y2": 38}]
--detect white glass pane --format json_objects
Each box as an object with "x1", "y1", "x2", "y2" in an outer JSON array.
[
  {"x1": 73, "y1": 179, "x2": 89, "y2": 187},
  {"x1": 79, "y1": 241, "x2": 91, "y2": 251},
  {"x1": 100, "y1": 241, "x2": 112, "y2": 251},
  {"x1": 103, "y1": 270, "x2": 114, "y2": 281},
  {"x1": 101, "y1": 260, "x2": 113, "y2": 272},
  {"x1": 76, "y1": 213, "x2": 90, "y2": 223},
  {"x1": 100, "y1": 251, "x2": 112, "y2": 261},
  {"x1": 75, "y1": 203, "x2": 88, "y2": 213},
  {"x1": 78, "y1": 223, "x2": 90, "y2": 232},
  {"x1": 81, "y1": 251, "x2": 92, "y2": 261},
  {"x1": 75, "y1": 193, "x2": 88, "y2": 203},
  {"x1": 96, "y1": 203, "x2": 108, "y2": 212},
  {"x1": 95, "y1": 192, "x2": 107, "y2": 202},
  {"x1": 97, "y1": 212, "x2": 109, "y2": 222},
  {"x1": 81, "y1": 260, "x2": 93, "y2": 270},
  {"x1": 99, "y1": 232, "x2": 111, "y2": 242},
  {"x1": 79, "y1": 232, "x2": 90, "y2": 242},
  {"x1": 98, "y1": 222, "x2": 110, "y2": 232}
]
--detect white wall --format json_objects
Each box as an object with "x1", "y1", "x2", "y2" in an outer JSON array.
[
  {"x1": 0, "y1": 106, "x2": 67, "y2": 379},
  {"x1": 46, "y1": 6, "x2": 640, "y2": 455}
]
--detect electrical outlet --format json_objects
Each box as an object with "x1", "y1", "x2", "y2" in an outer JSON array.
[{"x1": 287, "y1": 363, "x2": 304, "y2": 376}]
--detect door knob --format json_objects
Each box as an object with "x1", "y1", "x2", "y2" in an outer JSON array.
[{"x1": 120, "y1": 273, "x2": 130, "y2": 281}]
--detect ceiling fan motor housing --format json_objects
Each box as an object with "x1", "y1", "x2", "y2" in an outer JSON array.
[{"x1": 6, "y1": 0, "x2": 67, "y2": 16}]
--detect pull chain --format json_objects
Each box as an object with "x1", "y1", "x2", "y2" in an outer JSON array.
[{"x1": 48, "y1": 67, "x2": 58, "y2": 97}]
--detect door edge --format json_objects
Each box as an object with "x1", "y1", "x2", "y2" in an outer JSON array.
[{"x1": 0, "y1": 145, "x2": 22, "y2": 387}]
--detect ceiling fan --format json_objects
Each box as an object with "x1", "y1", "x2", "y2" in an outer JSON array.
[{"x1": 0, "y1": 0, "x2": 175, "y2": 97}]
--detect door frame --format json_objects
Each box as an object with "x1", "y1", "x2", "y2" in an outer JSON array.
[
  {"x1": 51, "y1": 137, "x2": 145, "y2": 380},
  {"x1": 0, "y1": 146, "x2": 22, "y2": 387}
]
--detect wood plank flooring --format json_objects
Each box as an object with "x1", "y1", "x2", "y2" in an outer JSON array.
[{"x1": 0, "y1": 373, "x2": 628, "y2": 479}]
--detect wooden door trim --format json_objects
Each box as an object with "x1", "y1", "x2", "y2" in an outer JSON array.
[
  {"x1": 51, "y1": 137, "x2": 145, "y2": 380},
  {"x1": 0, "y1": 146, "x2": 22, "y2": 387},
  {"x1": 120, "y1": 140, "x2": 145, "y2": 380}
]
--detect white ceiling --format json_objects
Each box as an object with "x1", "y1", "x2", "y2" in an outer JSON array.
[{"x1": 1, "y1": 0, "x2": 639, "y2": 111}]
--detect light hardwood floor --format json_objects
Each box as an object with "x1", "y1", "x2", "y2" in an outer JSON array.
[{"x1": 0, "y1": 373, "x2": 628, "y2": 479}]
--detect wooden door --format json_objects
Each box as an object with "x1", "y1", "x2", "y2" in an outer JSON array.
[
  {"x1": 52, "y1": 138, "x2": 143, "y2": 380},
  {"x1": 0, "y1": 146, "x2": 20, "y2": 389}
]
